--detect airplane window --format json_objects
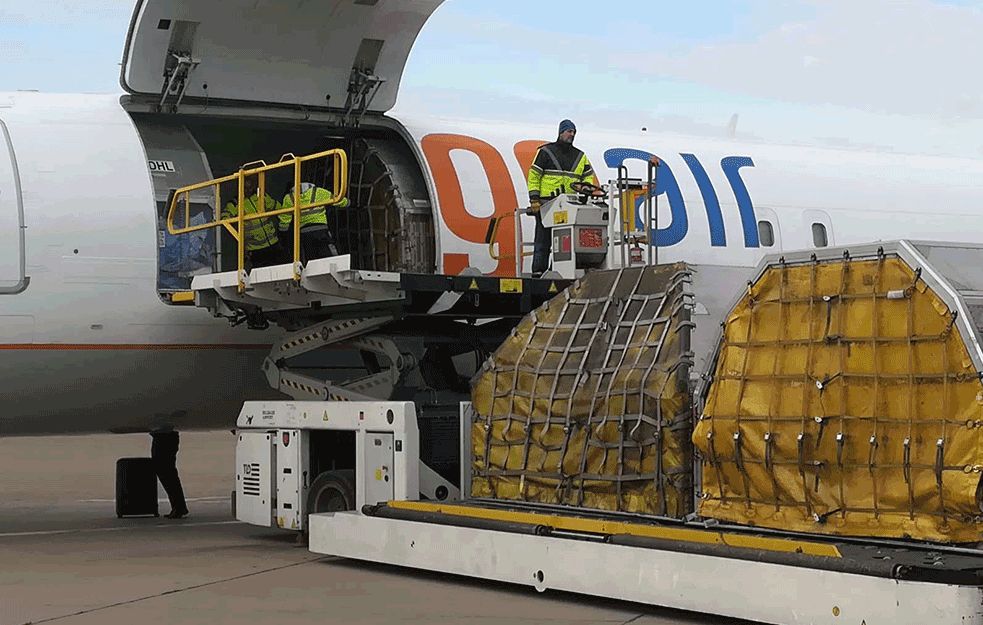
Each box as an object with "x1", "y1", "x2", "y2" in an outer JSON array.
[
  {"x1": 812, "y1": 223, "x2": 828, "y2": 247},
  {"x1": 757, "y1": 220, "x2": 775, "y2": 247}
]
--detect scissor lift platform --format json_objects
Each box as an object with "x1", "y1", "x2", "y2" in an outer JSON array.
[
  {"x1": 188, "y1": 256, "x2": 573, "y2": 403},
  {"x1": 189, "y1": 254, "x2": 571, "y2": 321}
]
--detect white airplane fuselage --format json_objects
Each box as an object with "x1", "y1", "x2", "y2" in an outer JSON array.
[
  {"x1": 0, "y1": 94, "x2": 281, "y2": 435},
  {"x1": 2, "y1": 90, "x2": 982, "y2": 436}
]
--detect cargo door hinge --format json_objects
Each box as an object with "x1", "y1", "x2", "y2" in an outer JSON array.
[
  {"x1": 158, "y1": 52, "x2": 201, "y2": 114},
  {"x1": 343, "y1": 69, "x2": 385, "y2": 128}
]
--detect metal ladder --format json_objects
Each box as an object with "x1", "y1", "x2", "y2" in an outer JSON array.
[{"x1": 609, "y1": 159, "x2": 661, "y2": 268}]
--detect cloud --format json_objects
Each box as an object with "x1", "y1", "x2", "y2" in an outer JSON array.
[
  {"x1": 0, "y1": 0, "x2": 131, "y2": 27},
  {"x1": 780, "y1": 21, "x2": 803, "y2": 34},
  {"x1": 642, "y1": 0, "x2": 983, "y2": 119},
  {"x1": 0, "y1": 40, "x2": 31, "y2": 63},
  {"x1": 413, "y1": 1, "x2": 983, "y2": 121}
]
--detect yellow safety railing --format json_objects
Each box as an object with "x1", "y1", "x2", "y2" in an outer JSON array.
[
  {"x1": 167, "y1": 148, "x2": 348, "y2": 292},
  {"x1": 620, "y1": 185, "x2": 649, "y2": 241},
  {"x1": 485, "y1": 208, "x2": 535, "y2": 277}
]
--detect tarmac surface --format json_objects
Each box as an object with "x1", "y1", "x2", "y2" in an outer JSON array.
[{"x1": 0, "y1": 431, "x2": 755, "y2": 625}]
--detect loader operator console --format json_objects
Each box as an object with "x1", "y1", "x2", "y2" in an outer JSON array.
[
  {"x1": 569, "y1": 180, "x2": 605, "y2": 198},
  {"x1": 538, "y1": 185, "x2": 609, "y2": 278}
]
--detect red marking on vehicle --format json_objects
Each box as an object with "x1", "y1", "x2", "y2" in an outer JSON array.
[{"x1": 579, "y1": 228, "x2": 604, "y2": 248}]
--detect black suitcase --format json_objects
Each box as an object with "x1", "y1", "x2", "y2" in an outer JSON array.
[{"x1": 116, "y1": 457, "x2": 159, "y2": 518}]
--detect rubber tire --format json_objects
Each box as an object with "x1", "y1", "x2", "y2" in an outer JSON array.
[{"x1": 306, "y1": 470, "x2": 356, "y2": 518}]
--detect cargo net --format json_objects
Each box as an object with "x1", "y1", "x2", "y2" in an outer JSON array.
[
  {"x1": 470, "y1": 265, "x2": 695, "y2": 517},
  {"x1": 695, "y1": 255, "x2": 983, "y2": 543}
]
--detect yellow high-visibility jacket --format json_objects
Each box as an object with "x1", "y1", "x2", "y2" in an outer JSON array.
[
  {"x1": 279, "y1": 183, "x2": 351, "y2": 232},
  {"x1": 526, "y1": 142, "x2": 597, "y2": 203},
  {"x1": 222, "y1": 194, "x2": 280, "y2": 251}
]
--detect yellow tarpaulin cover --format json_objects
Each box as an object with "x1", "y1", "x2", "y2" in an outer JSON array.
[
  {"x1": 695, "y1": 256, "x2": 983, "y2": 542},
  {"x1": 470, "y1": 265, "x2": 695, "y2": 517}
]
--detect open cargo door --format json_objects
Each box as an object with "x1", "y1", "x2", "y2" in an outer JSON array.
[
  {"x1": 696, "y1": 240, "x2": 983, "y2": 543},
  {"x1": 121, "y1": 0, "x2": 445, "y2": 114},
  {"x1": 0, "y1": 117, "x2": 27, "y2": 294}
]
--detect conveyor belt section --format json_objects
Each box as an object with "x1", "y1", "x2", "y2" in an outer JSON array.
[{"x1": 364, "y1": 500, "x2": 983, "y2": 586}]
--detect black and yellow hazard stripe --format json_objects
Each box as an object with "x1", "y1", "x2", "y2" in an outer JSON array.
[
  {"x1": 385, "y1": 500, "x2": 841, "y2": 558},
  {"x1": 281, "y1": 379, "x2": 322, "y2": 397}
]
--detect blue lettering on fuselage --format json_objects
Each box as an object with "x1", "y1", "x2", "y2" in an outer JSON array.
[
  {"x1": 720, "y1": 156, "x2": 759, "y2": 247},
  {"x1": 681, "y1": 154, "x2": 726, "y2": 247},
  {"x1": 603, "y1": 149, "x2": 758, "y2": 248},
  {"x1": 603, "y1": 148, "x2": 688, "y2": 247}
]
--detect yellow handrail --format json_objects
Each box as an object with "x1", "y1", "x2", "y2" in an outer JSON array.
[
  {"x1": 166, "y1": 148, "x2": 349, "y2": 292},
  {"x1": 486, "y1": 210, "x2": 535, "y2": 266}
]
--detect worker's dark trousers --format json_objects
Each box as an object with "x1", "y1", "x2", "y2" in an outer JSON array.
[
  {"x1": 300, "y1": 226, "x2": 338, "y2": 262},
  {"x1": 151, "y1": 433, "x2": 188, "y2": 515},
  {"x1": 248, "y1": 244, "x2": 283, "y2": 268},
  {"x1": 532, "y1": 212, "x2": 550, "y2": 275}
]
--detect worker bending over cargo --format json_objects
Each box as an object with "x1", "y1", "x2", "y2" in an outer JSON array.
[
  {"x1": 526, "y1": 119, "x2": 597, "y2": 274},
  {"x1": 279, "y1": 182, "x2": 350, "y2": 262},
  {"x1": 222, "y1": 176, "x2": 283, "y2": 268}
]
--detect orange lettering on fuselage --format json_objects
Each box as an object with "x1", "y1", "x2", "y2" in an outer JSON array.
[
  {"x1": 513, "y1": 140, "x2": 548, "y2": 185},
  {"x1": 421, "y1": 134, "x2": 518, "y2": 277}
]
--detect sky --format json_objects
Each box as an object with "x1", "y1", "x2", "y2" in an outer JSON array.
[{"x1": 1, "y1": 0, "x2": 982, "y2": 157}]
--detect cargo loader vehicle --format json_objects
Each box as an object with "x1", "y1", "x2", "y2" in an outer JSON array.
[{"x1": 227, "y1": 237, "x2": 983, "y2": 624}]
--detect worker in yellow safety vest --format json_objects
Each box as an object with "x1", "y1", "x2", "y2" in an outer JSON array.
[
  {"x1": 222, "y1": 176, "x2": 283, "y2": 268},
  {"x1": 279, "y1": 182, "x2": 351, "y2": 262},
  {"x1": 526, "y1": 119, "x2": 597, "y2": 274}
]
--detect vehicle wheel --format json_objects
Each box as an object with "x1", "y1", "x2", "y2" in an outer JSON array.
[
  {"x1": 306, "y1": 469, "x2": 356, "y2": 520},
  {"x1": 230, "y1": 489, "x2": 236, "y2": 518}
]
